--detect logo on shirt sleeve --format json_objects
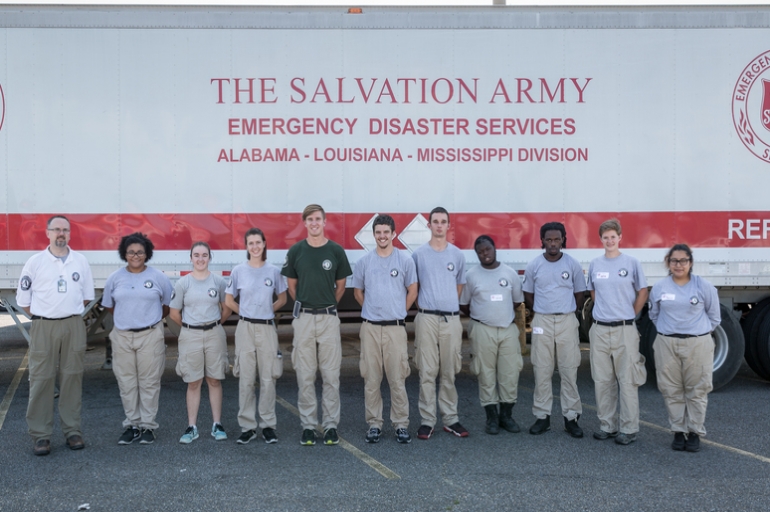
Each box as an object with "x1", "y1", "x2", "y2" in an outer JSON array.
[
  {"x1": 20, "y1": 275, "x2": 32, "y2": 291},
  {"x1": 144, "y1": 280, "x2": 154, "y2": 289},
  {"x1": 390, "y1": 269, "x2": 399, "y2": 277},
  {"x1": 618, "y1": 268, "x2": 628, "y2": 277},
  {"x1": 322, "y1": 259, "x2": 333, "y2": 271},
  {"x1": 208, "y1": 288, "x2": 218, "y2": 298},
  {"x1": 561, "y1": 271, "x2": 570, "y2": 280},
  {"x1": 282, "y1": 256, "x2": 288, "y2": 269},
  {"x1": 264, "y1": 278, "x2": 273, "y2": 287},
  {"x1": 690, "y1": 296, "x2": 700, "y2": 305},
  {"x1": 447, "y1": 262, "x2": 455, "y2": 272},
  {"x1": 71, "y1": 272, "x2": 80, "y2": 282},
  {"x1": 499, "y1": 278, "x2": 509, "y2": 287},
  {"x1": 170, "y1": 290, "x2": 176, "y2": 301}
]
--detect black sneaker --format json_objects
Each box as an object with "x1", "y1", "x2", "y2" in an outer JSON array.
[
  {"x1": 529, "y1": 416, "x2": 551, "y2": 435},
  {"x1": 237, "y1": 429, "x2": 257, "y2": 445},
  {"x1": 417, "y1": 425, "x2": 434, "y2": 440},
  {"x1": 323, "y1": 428, "x2": 339, "y2": 445},
  {"x1": 139, "y1": 428, "x2": 155, "y2": 445},
  {"x1": 593, "y1": 430, "x2": 619, "y2": 441},
  {"x1": 118, "y1": 427, "x2": 140, "y2": 445},
  {"x1": 672, "y1": 432, "x2": 686, "y2": 451},
  {"x1": 395, "y1": 428, "x2": 411, "y2": 444},
  {"x1": 300, "y1": 429, "x2": 316, "y2": 446},
  {"x1": 262, "y1": 427, "x2": 278, "y2": 444},
  {"x1": 443, "y1": 422, "x2": 469, "y2": 438},
  {"x1": 365, "y1": 427, "x2": 381, "y2": 444},
  {"x1": 564, "y1": 417, "x2": 584, "y2": 438},
  {"x1": 685, "y1": 433, "x2": 701, "y2": 452}
]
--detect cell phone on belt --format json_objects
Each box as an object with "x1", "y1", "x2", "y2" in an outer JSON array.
[{"x1": 292, "y1": 301, "x2": 302, "y2": 318}]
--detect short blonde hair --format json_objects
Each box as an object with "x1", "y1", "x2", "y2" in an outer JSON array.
[
  {"x1": 599, "y1": 218, "x2": 622, "y2": 237},
  {"x1": 302, "y1": 204, "x2": 325, "y2": 221}
]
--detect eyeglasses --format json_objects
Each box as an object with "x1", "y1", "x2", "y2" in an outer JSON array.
[
  {"x1": 48, "y1": 228, "x2": 70, "y2": 234},
  {"x1": 669, "y1": 258, "x2": 691, "y2": 266},
  {"x1": 127, "y1": 251, "x2": 146, "y2": 257}
]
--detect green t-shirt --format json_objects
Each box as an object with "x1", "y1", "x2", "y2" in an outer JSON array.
[{"x1": 281, "y1": 239, "x2": 352, "y2": 308}]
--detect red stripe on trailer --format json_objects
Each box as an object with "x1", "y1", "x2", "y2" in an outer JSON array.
[{"x1": 2, "y1": 211, "x2": 769, "y2": 251}]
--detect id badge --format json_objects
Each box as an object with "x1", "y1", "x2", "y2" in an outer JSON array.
[
  {"x1": 292, "y1": 300, "x2": 302, "y2": 318},
  {"x1": 58, "y1": 278, "x2": 67, "y2": 293}
]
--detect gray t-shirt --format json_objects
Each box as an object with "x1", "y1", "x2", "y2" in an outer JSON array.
[
  {"x1": 102, "y1": 266, "x2": 173, "y2": 330},
  {"x1": 460, "y1": 263, "x2": 524, "y2": 328},
  {"x1": 352, "y1": 249, "x2": 417, "y2": 322},
  {"x1": 587, "y1": 253, "x2": 647, "y2": 322},
  {"x1": 522, "y1": 253, "x2": 586, "y2": 314},
  {"x1": 412, "y1": 242, "x2": 466, "y2": 312},
  {"x1": 649, "y1": 274, "x2": 720, "y2": 335},
  {"x1": 170, "y1": 273, "x2": 227, "y2": 325},
  {"x1": 226, "y1": 262, "x2": 287, "y2": 320}
]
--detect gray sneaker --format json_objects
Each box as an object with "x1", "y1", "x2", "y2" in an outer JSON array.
[{"x1": 615, "y1": 432, "x2": 637, "y2": 445}]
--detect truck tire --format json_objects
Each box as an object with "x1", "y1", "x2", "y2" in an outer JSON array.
[
  {"x1": 739, "y1": 297, "x2": 770, "y2": 380},
  {"x1": 711, "y1": 304, "x2": 745, "y2": 391},
  {"x1": 754, "y1": 312, "x2": 770, "y2": 381}
]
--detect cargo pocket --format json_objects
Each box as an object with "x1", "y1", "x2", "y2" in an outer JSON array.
[
  {"x1": 272, "y1": 351, "x2": 284, "y2": 379},
  {"x1": 232, "y1": 350, "x2": 241, "y2": 378},
  {"x1": 632, "y1": 354, "x2": 647, "y2": 386}
]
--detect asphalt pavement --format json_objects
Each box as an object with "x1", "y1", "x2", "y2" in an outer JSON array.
[{"x1": 0, "y1": 314, "x2": 769, "y2": 512}]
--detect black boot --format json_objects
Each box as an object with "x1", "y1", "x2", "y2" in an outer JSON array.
[
  {"x1": 484, "y1": 405, "x2": 500, "y2": 435},
  {"x1": 498, "y1": 402, "x2": 520, "y2": 433}
]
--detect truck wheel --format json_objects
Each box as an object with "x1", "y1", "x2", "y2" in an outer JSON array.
[
  {"x1": 753, "y1": 312, "x2": 770, "y2": 381},
  {"x1": 711, "y1": 304, "x2": 745, "y2": 391},
  {"x1": 740, "y1": 297, "x2": 770, "y2": 380}
]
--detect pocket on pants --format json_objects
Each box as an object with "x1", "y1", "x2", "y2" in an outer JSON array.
[
  {"x1": 454, "y1": 347, "x2": 463, "y2": 374},
  {"x1": 232, "y1": 351, "x2": 241, "y2": 378},
  {"x1": 469, "y1": 353, "x2": 481, "y2": 376},
  {"x1": 272, "y1": 351, "x2": 284, "y2": 379},
  {"x1": 632, "y1": 354, "x2": 647, "y2": 386}
]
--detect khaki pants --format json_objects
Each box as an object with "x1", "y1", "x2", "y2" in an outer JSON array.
[
  {"x1": 359, "y1": 321, "x2": 411, "y2": 430},
  {"x1": 589, "y1": 323, "x2": 646, "y2": 434},
  {"x1": 653, "y1": 334, "x2": 714, "y2": 436},
  {"x1": 27, "y1": 316, "x2": 86, "y2": 441},
  {"x1": 233, "y1": 321, "x2": 279, "y2": 431},
  {"x1": 468, "y1": 320, "x2": 522, "y2": 407},
  {"x1": 531, "y1": 313, "x2": 582, "y2": 420},
  {"x1": 414, "y1": 312, "x2": 463, "y2": 427},
  {"x1": 291, "y1": 313, "x2": 341, "y2": 430},
  {"x1": 110, "y1": 324, "x2": 166, "y2": 430}
]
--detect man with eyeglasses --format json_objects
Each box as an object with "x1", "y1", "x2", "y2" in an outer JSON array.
[{"x1": 16, "y1": 216, "x2": 95, "y2": 456}]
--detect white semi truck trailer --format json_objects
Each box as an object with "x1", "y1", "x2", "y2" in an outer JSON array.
[{"x1": 2, "y1": 4, "x2": 770, "y2": 389}]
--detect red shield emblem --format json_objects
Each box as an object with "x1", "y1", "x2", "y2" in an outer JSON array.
[{"x1": 763, "y1": 79, "x2": 770, "y2": 132}]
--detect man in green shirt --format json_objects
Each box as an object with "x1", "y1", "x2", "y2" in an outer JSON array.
[{"x1": 282, "y1": 204, "x2": 352, "y2": 446}]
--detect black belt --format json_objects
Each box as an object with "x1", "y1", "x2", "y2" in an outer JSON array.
[
  {"x1": 31, "y1": 315, "x2": 78, "y2": 321},
  {"x1": 126, "y1": 324, "x2": 157, "y2": 333},
  {"x1": 418, "y1": 309, "x2": 459, "y2": 316},
  {"x1": 182, "y1": 321, "x2": 220, "y2": 331},
  {"x1": 594, "y1": 319, "x2": 635, "y2": 327},
  {"x1": 301, "y1": 306, "x2": 337, "y2": 315},
  {"x1": 662, "y1": 333, "x2": 711, "y2": 339},
  {"x1": 365, "y1": 319, "x2": 406, "y2": 327},
  {"x1": 239, "y1": 316, "x2": 273, "y2": 325},
  {"x1": 535, "y1": 312, "x2": 574, "y2": 316}
]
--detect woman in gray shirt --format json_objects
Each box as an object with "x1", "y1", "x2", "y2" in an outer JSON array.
[
  {"x1": 649, "y1": 244, "x2": 720, "y2": 453},
  {"x1": 169, "y1": 242, "x2": 231, "y2": 444}
]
